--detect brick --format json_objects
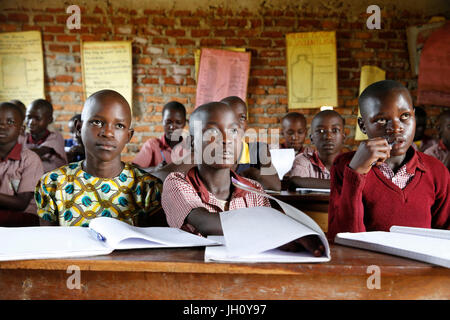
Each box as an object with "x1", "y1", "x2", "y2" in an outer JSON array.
[
  {"x1": 44, "y1": 26, "x2": 65, "y2": 33},
  {"x1": 191, "y1": 29, "x2": 210, "y2": 37},
  {"x1": 139, "y1": 57, "x2": 152, "y2": 65},
  {"x1": 365, "y1": 41, "x2": 386, "y2": 49},
  {"x1": 352, "y1": 51, "x2": 373, "y2": 59},
  {"x1": 168, "y1": 47, "x2": 188, "y2": 56},
  {"x1": 225, "y1": 39, "x2": 246, "y2": 46},
  {"x1": 162, "y1": 86, "x2": 177, "y2": 94},
  {"x1": 179, "y1": 86, "x2": 196, "y2": 94},
  {"x1": 153, "y1": 17, "x2": 175, "y2": 26},
  {"x1": 142, "y1": 77, "x2": 159, "y2": 84},
  {"x1": 56, "y1": 35, "x2": 77, "y2": 42},
  {"x1": 165, "y1": 29, "x2": 185, "y2": 37},
  {"x1": 214, "y1": 30, "x2": 235, "y2": 37},
  {"x1": 55, "y1": 75, "x2": 73, "y2": 83},
  {"x1": 8, "y1": 13, "x2": 29, "y2": 22},
  {"x1": 176, "y1": 38, "x2": 195, "y2": 46},
  {"x1": 152, "y1": 38, "x2": 169, "y2": 45},
  {"x1": 181, "y1": 18, "x2": 200, "y2": 27},
  {"x1": 48, "y1": 44, "x2": 70, "y2": 53},
  {"x1": 249, "y1": 39, "x2": 272, "y2": 47},
  {"x1": 228, "y1": 19, "x2": 247, "y2": 27},
  {"x1": 200, "y1": 39, "x2": 222, "y2": 46},
  {"x1": 164, "y1": 76, "x2": 184, "y2": 85}
]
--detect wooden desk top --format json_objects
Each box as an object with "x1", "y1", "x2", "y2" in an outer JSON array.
[
  {"x1": 1, "y1": 245, "x2": 449, "y2": 299},
  {"x1": 0, "y1": 244, "x2": 445, "y2": 276}
]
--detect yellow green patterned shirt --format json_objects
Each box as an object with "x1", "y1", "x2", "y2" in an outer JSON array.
[{"x1": 35, "y1": 161, "x2": 162, "y2": 227}]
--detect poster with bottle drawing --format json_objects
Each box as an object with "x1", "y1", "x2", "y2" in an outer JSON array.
[
  {"x1": 286, "y1": 31, "x2": 337, "y2": 109},
  {"x1": 195, "y1": 48, "x2": 251, "y2": 107},
  {"x1": 0, "y1": 31, "x2": 45, "y2": 107}
]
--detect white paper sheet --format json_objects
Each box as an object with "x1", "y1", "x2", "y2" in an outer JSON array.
[
  {"x1": 219, "y1": 207, "x2": 318, "y2": 257},
  {"x1": 205, "y1": 236, "x2": 330, "y2": 263},
  {"x1": 89, "y1": 217, "x2": 219, "y2": 250},
  {"x1": 335, "y1": 231, "x2": 450, "y2": 268},
  {"x1": 0, "y1": 226, "x2": 112, "y2": 261},
  {"x1": 269, "y1": 148, "x2": 296, "y2": 180}
]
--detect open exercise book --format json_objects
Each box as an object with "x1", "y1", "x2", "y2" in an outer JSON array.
[
  {"x1": 335, "y1": 226, "x2": 450, "y2": 268},
  {"x1": 204, "y1": 178, "x2": 331, "y2": 263},
  {"x1": 0, "y1": 217, "x2": 219, "y2": 261}
]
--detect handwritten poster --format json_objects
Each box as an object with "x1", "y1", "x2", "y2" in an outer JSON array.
[
  {"x1": 406, "y1": 20, "x2": 445, "y2": 76},
  {"x1": 286, "y1": 31, "x2": 337, "y2": 109},
  {"x1": 0, "y1": 31, "x2": 45, "y2": 107},
  {"x1": 195, "y1": 48, "x2": 251, "y2": 107},
  {"x1": 417, "y1": 21, "x2": 450, "y2": 107},
  {"x1": 194, "y1": 47, "x2": 246, "y2": 82},
  {"x1": 355, "y1": 65, "x2": 386, "y2": 140},
  {"x1": 81, "y1": 41, "x2": 132, "y2": 108}
]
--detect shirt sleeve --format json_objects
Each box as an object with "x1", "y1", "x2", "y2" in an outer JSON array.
[
  {"x1": 17, "y1": 150, "x2": 44, "y2": 194},
  {"x1": 328, "y1": 154, "x2": 368, "y2": 242},
  {"x1": 430, "y1": 162, "x2": 450, "y2": 230},
  {"x1": 289, "y1": 154, "x2": 313, "y2": 177},
  {"x1": 34, "y1": 172, "x2": 59, "y2": 223},
  {"x1": 132, "y1": 139, "x2": 156, "y2": 168},
  {"x1": 161, "y1": 172, "x2": 206, "y2": 229}
]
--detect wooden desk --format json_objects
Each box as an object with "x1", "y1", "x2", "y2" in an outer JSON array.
[
  {"x1": 271, "y1": 191, "x2": 329, "y2": 232},
  {"x1": 0, "y1": 245, "x2": 448, "y2": 300}
]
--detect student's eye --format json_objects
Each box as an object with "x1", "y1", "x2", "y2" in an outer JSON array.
[
  {"x1": 375, "y1": 118, "x2": 387, "y2": 125},
  {"x1": 90, "y1": 120, "x2": 103, "y2": 127},
  {"x1": 116, "y1": 123, "x2": 126, "y2": 129},
  {"x1": 400, "y1": 113, "x2": 411, "y2": 121},
  {"x1": 229, "y1": 128, "x2": 239, "y2": 135},
  {"x1": 7, "y1": 119, "x2": 16, "y2": 125},
  {"x1": 316, "y1": 129, "x2": 326, "y2": 134},
  {"x1": 332, "y1": 128, "x2": 341, "y2": 133}
]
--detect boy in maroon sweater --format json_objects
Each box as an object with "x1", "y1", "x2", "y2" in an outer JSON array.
[{"x1": 328, "y1": 80, "x2": 449, "y2": 241}]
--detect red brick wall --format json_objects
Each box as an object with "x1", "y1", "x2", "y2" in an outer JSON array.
[{"x1": 0, "y1": 3, "x2": 448, "y2": 160}]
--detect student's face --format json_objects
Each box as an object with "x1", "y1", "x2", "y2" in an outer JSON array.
[
  {"x1": 230, "y1": 102, "x2": 248, "y2": 132},
  {"x1": 196, "y1": 108, "x2": 241, "y2": 169},
  {"x1": 359, "y1": 90, "x2": 415, "y2": 157},
  {"x1": 79, "y1": 99, "x2": 133, "y2": 163},
  {"x1": 439, "y1": 116, "x2": 450, "y2": 148},
  {"x1": 163, "y1": 109, "x2": 186, "y2": 142},
  {"x1": 68, "y1": 120, "x2": 77, "y2": 140},
  {"x1": 282, "y1": 119, "x2": 307, "y2": 152},
  {"x1": 310, "y1": 115, "x2": 345, "y2": 156},
  {"x1": 0, "y1": 107, "x2": 22, "y2": 146},
  {"x1": 26, "y1": 105, "x2": 52, "y2": 136}
]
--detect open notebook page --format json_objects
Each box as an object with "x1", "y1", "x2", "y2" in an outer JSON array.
[
  {"x1": 205, "y1": 236, "x2": 330, "y2": 263},
  {"x1": 231, "y1": 178, "x2": 330, "y2": 257},
  {"x1": 335, "y1": 231, "x2": 450, "y2": 268},
  {"x1": 89, "y1": 217, "x2": 218, "y2": 250},
  {"x1": 0, "y1": 226, "x2": 112, "y2": 261},
  {"x1": 219, "y1": 206, "x2": 320, "y2": 257}
]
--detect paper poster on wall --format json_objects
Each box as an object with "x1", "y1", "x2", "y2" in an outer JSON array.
[
  {"x1": 195, "y1": 48, "x2": 251, "y2": 107},
  {"x1": 417, "y1": 21, "x2": 450, "y2": 107},
  {"x1": 355, "y1": 65, "x2": 386, "y2": 141},
  {"x1": 406, "y1": 20, "x2": 445, "y2": 77},
  {"x1": 286, "y1": 31, "x2": 337, "y2": 109},
  {"x1": 194, "y1": 47, "x2": 246, "y2": 82},
  {"x1": 0, "y1": 31, "x2": 45, "y2": 107},
  {"x1": 81, "y1": 41, "x2": 133, "y2": 108}
]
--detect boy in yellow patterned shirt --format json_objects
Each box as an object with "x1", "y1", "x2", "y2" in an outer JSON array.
[{"x1": 35, "y1": 90, "x2": 162, "y2": 227}]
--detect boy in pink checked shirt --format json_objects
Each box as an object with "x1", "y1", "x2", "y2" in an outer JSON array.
[
  {"x1": 25, "y1": 99, "x2": 67, "y2": 173},
  {"x1": 162, "y1": 102, "x2": 325, "y2": 257},
  {"x1": 0, "y1": 102, "x2": 43, "y2": 226},
  {"x1": 133, "y1": 101, "x2": 189, "y2": 173}
]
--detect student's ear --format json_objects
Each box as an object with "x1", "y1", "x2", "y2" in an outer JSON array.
[
  {"x1": 74, "y1": 119, "x2": 82, "y2": 138},
  {"x1": 357, "y1": 117, "x2": 367, "y2": 134},
  {"x1": 127, "y1": 128, "x2": 134, "y2": 143}
]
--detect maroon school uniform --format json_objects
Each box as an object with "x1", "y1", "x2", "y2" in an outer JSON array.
[{"x1": 328, "y1": 148, "x2": 449, "y2": 241}]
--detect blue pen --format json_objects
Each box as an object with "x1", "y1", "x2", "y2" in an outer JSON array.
[{"x1": 160, "y1": 150, "x2": 167, "y2": 164}]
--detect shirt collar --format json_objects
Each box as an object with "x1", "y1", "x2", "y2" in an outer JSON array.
[
  {"x1": 1, "y1": 142, "x2": 22, "y2": 162},
  {"x1": 377, "y1": 147, "x2": 426, "y2": 174},
  {"x1": 185, "y1": 166, "x2": 253, "y2": 203},
  {"x1": 438, "y1": 139, "x2": 448, "y2": 152},
  {"x1": 27, "y1": 129, "x2": 51, "y2": 145},
  {"x1": 308, "y1": 150, "x2": 328, "y2": 172}
]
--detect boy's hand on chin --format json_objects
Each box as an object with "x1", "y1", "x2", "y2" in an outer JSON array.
[{"x1": 278, "y1": 234, "x2": 325, "y2": 257}]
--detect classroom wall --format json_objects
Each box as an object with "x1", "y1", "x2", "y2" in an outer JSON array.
[{"x1": 1, "y1": 0, "x2": 449, "y2": 161}]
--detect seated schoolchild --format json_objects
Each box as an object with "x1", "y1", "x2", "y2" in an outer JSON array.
[
  {"x1": 413, "y1": 106, "x2": 437, "y2": 152},
  {"x1": 162, "y1": 102, "x2": 325, "y2": 256},
  {"x1": 0, "y1": 102, "x2": 43, "y2": 227},
  {"x1": 25, "y1": 99, "x2": 67, "y2": 172},
  {"x1": 328, "y1": 80, "x2": 449, "y2": 241},
  {"x1": 280, "y1": 112, "x2": 308, "y2": 155},
  {"x1": 221, "y1": 96, "x2": 281, "y2": 191},
  {"x1": 65, "y1": 113, "x2": 85, "y2": 163},
  {"x1": 35, "y1": 90, "x2": 163, "y2": 227},
  {"x1": 424, "y1": 110, "x2": 450, "y2": 170},
  {"x1": 287, "y1": 110, "x2": 345, "y2": 190}
]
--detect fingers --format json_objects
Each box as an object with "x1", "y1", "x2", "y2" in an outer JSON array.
[
  {"x1": 278, "y1": 235, "x2": 325, "y2": 257},
  {"x1": 296, "y1": 235, "x2": 325, "y2": 257}
]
